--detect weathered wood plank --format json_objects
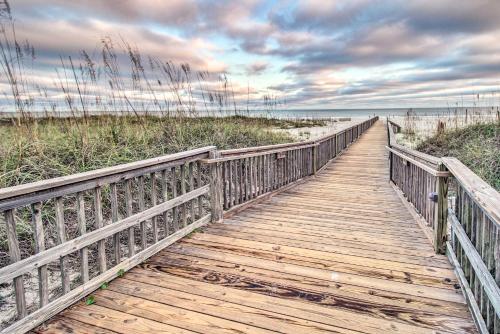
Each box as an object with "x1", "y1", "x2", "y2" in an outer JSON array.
[
  {"x1": 55, "y1": 197, "x2": 70, "y2": 295},
  {"x1": 94, "y1": 186, "x2": 106, "y2": 273},
  {"x1": 4, "y1": 209, "x2": 27, "y2": 319},
  {"x1": 31, "y1": 202, "x2": 49, "y2": 307}
]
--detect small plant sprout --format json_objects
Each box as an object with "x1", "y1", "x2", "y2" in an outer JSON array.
[
  {"x1": 100, "y1": 282, "x2": 109, "y2": 290},
  {"x1": 117, "y1": 269, "x2": 125, "y2": 277},
  {"x1": 85, "y1": 295, "x2": 95, "y2": 305}
]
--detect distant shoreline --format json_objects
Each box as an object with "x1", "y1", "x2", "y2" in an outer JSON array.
[{"x1": 1, "y1": 106, "x2": 498, "y2": 120}]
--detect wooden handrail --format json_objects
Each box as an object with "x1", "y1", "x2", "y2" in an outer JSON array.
[
  {"x1": 385, "y1": 146, "x2": 450, "y2": 177},
  {"x1": 443, "y1": 157, "x2": 500, "y2": 225},
  {"x1": 220, "y1": 117, "x2": 375, "y2": 156},
  {"x1": 0, "y1": 146, "x2": 215, "y2": 202}
]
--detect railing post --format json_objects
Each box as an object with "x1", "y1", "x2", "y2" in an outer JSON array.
[
  {"x1": 312, "y1": 143, "x2": 318, "y2": 174},
  {"x1": 389, "y1": 151, "x2": 393, "y2": 182},
  {"x1": 434, "y1": 162, "x2": 449, "y2": 254},
  {"x1": 209, "y1": 149, "x2": 223, "y2": 222}
]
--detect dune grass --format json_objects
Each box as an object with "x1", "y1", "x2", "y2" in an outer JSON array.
[
  {"x1": 417, "y1": 122, "x2": 500, "y2": 190},
  {"x1": 0, "y1": 115, "x2": 324, "y2": 188}
]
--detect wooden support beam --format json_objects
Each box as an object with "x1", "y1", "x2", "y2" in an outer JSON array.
[
  {"x1": 209, "y1": 150, "x2": 223, "y2": 223},
  {"x1": 434, "y1": 162, "x2": 449, "y2": 254}
]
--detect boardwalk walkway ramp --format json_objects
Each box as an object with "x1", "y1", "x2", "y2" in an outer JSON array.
[
  {"x1": 2, "y1": 118, "x2": 498, "y2": 333},
  {"x1": 33, "y1": 122, "x2": 477, "y2": 333}
]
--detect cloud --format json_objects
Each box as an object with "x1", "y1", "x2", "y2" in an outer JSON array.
[
  {"x1": 246, "y1": 61, "x2": 269, "y2": 75},
  {"x1": 11, "y1": 17, "x2": 226, "y2": 72},
  {"x1": 3, "y1": 0, "x2": 500, "y2": 108}
]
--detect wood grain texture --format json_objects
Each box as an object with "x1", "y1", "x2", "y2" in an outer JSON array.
[{"x1": 36, "y1": 121, "x2": 477, "y2": 334}]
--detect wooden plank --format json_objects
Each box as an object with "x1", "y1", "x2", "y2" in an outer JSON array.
[
  {"x1": 197, "y1": 161, "x2": 203, "y2": 218},
  {"x1": 4, "y1": 209, "x2": 27, "y2": 319},
  {"x1": 63, "y1": 304, "x2": 196, "y2": 334},
  {"x1": 76, "y1": 192, "x2": 90, "y2": 282},
  {"x1": 110, "y1": 183, "x2": 121, "y2": 265},
  {"x1": 161, "y1": 169, "x2": 170, "y2": 235},
  {"x1": 31, "y1": 202, "x2": 49, "y2": 307},
  {"x1": 166, "y1": 241, "x2": 460, "y2": 302},
  {"x1": 95, "y1": 288, "x2": 278, "y2": 334},
  {"x1": 55, "y1": 197, "x2": 70, "y2": 295},
  {"x1": 138, "y1": 175, "x2": 147, "y2": 250},
  {"x1": 180, "y1": 163, "x2": 187, "y2": 227},
  {"x1": 171, "y1": 166, "x2": 178, "y2": 231},
  {"x1": 134, "y1": 265, "x2": 472, "y2": 330},
  {"x1": 181, "y1": 235, "x2": 457, "y2": 290},
  {"x1": 94, "y1": 186, "x2": 106, "y2": 273},
  {"x1": 140, "y1": 256, "x2": 474, "y2": 332},
  {"x1": 125, "y1": 179, "x2": 135, "y2": 257},
  {"x1": 106, "y1": 277, "x2": 362, "y2": 334},
  {"x1": 33, "y1": 315, "x2": 116, "y2": 334},
  {"x1": 150, "y1": 172, "x2": 158, "y2": 243},
  {"x1": 189, "y1": 162, "x2": 195, "y2": 223}
]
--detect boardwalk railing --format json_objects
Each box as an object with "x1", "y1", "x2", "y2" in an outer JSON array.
[
  {"x1": 0, "y1": 117, "x2": 378, "y2": 333},
  {"x1": 386, "y1": 121, "x2": 445, "y2": 250},
  {"x1": 0, "y1": 147, "x2": 214, "y2": 334},
  {"x1": 204, "y1": 117, "x2": 378, "y2": 218},
  {"x1": 387, "y1": 120, "x2": 499, "y2": 334}
]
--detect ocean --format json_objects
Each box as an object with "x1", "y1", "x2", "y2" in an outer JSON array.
[{"x1": 246, "y1": 107, "x2": 497, "y2": 119}]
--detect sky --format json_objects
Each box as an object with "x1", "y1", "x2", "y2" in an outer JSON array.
[{"x1": 5, "y1": 0, "x2": 500, "y2": 109}]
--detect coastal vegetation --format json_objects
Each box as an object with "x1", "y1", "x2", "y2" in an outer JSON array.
[
  {"x1": 0, "y1": 115, "x2": 324, "y2": 189},
  {"x1": 417, "y1": 121, "x2": 500, "y2": 190}
]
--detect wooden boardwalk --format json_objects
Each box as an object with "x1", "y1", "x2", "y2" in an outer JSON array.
[{"x1": 35, "y1": 122, "x2": 477, "y2": 334}]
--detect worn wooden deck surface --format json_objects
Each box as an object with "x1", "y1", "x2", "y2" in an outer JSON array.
[{"x1": 35, "y1": 122, "x2": 477, "y2": 334}]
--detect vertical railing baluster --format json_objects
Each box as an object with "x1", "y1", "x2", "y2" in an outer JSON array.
[
  {"x1": 125, "y1": 179, "x2": 135, "y2": 257},
  {"x1": 222, "y1": 161, "x2": 228, "y2": 210},
  {"x1": 172, "y1": 166, "x2": 179, "y2": 231},
  {"x1": 249, "y1": 157, "x2": 254, "y2": 199},
  {"x1": 151, "y1": 172, "x2": 158, "y2": 243},
  {"x1": 138, "y1": 176, "x2": 147, "y2": 250},
  {"x1": 31, "y1": 202, "x2": 49, "y2": 307},
  {"x1": 162, "y1": 169, "x2": 170, "y2": 235},
  {"x1": 181, "y1": 163, "x2": 187, "y2": 227},
  {"x1": 55, "y1": 197, "x2": 70, "y2": 294},
  {"x1": 110, "y1": 183, "x2": 120, "y2": 264},
  {"x1": 189, "y1": 162, "x2": 195, "y2": 223},
  {"x1": 76, "y1": 192, "x2": 89, "y2": 281},
  {"x1": 5, "y1": 209, "x2": 27, "y2": 318},
  {"x1": 228, "y1": 160, "x2": 233, "y2": 208},
  {"x1": 94, "y1": 187, "x2": 106, "y2": 273},
  {"x1": 197, "y1": 161, "x2": 203, "y2": 218}
]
